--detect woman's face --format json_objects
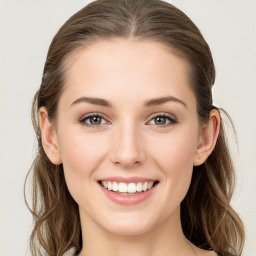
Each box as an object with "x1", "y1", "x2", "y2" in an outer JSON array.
[{"x1": 51, "y1": 39, "x2": 204, "y2": 235}]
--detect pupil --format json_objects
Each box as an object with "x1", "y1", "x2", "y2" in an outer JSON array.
[
  {"x1": 155, "y1": 116, "x2": 166, "y2": 125},
  {"x1": 90, "y1": 116, "x2": 101, "y2": 125}
]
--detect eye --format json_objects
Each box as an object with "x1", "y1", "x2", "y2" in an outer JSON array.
[
  {"x1": 148, "y1": 114, "x2": 178, "y2": 127},
  {"x1": 79, "y1": 113, "x2": 108, "y2": 127}
]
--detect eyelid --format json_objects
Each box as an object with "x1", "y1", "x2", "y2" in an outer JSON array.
[
  {"x1": 79, "y1": 112, "x2": 108, "y2": 121},
  {"x1": 148, "y1": 112, "x2": 177, "y2": 119}
]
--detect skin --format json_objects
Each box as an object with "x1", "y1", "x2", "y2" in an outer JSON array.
[{"x1": 40, "y1": 39, "x2": 220, "y2": 256}]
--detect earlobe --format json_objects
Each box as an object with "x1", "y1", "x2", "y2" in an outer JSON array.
[
  {"x1": 193, "y1": 109, "x2": 220, "y2": 166},
  {"x1": 39, "y1": 107, "x2": 62, "y2": 165}
]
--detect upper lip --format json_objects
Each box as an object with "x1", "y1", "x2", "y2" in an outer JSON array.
[{"x1": 99, "y1": 176, "x2": 158, "y2": 183}]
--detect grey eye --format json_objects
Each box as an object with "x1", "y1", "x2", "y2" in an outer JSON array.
[
  {"x1": 148, "y1": 114, "x2": 178, "y2": 127},
  {"x1": 153, "y1": 116, "x2": 169, "y2": 125},
  {"x1": 149, "y1": 116, "x2": 171, "y2": 126},
  {"x1": 88, "y1": 116, "x2": 103, "y2": 125},
  {"x1": 80, "y1": 114, "x2": 107, "y2": 126}
]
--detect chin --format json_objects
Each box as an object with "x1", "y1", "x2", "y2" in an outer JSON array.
[
  {"x1": 104, "y1": 223, "x2": 154, "y2": 236},
  {"x1": 98, "y1": 212, "x2": 160, "y2": 236}
]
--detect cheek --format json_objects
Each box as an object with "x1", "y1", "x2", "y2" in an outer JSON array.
[
  {"x1": 57, "y1": 129, "x2": 108, "y2": 199},
  {"x1": 151, "y1": 128, "x2": 197, "y2": 170},
  {"x1": 149, "y1": 128, "x2": 198, "y2": 203},
  {"x1": 59, "y1": 127, "x2": 108, "y2": 168}
]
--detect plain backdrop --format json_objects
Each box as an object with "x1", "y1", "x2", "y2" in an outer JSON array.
[{"x1": 0, "y1": 0, "x2": 255, "y2": 255}]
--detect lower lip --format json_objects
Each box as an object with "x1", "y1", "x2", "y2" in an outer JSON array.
[{"x1": 99, "y1": 182, "x2": 158, "y2": 205}]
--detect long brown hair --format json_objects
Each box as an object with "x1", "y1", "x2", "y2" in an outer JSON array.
[{"x1": 24, "y1": 0, "x2": 245, "y2": 255}]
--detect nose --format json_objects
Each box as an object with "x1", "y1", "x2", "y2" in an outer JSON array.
[{"x1": 110, "y1": 121, "x2": 146, "y2": 168}]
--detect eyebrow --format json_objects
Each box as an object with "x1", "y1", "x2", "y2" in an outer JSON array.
[
  {"x1": 70, "y1": 96, "x2": 187, "y2": 108},
  {"x1": 71, "y1": 97, "x2": 112, "y2": 107},
  {"x1": 144, "y1": 96, "x2": 187, "y2": 108}
]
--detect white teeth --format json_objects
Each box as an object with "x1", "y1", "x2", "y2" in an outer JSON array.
[
  {"x1": 103, "y1": 181, "x2": 108, "y2": 188},
  {"x1": 112, "y1": 181, "x2": 119, "y2": 192},
  {"x1": 127, "y1": 183, "x2": 136, "y2": 193},
  {"x1": 107, "y1": 181, "x2": 112, "y2": 190},
  {"x1": 142, "y1": 182, "x2": 148, "y2": 191},
  {"x1": 119, "y1": 182, "x2": 128, "y2": 192},
  {"x1": 136, "y1": 182, "x2": 143, "y2": 192},
  {"x1": 148, "y1": 181, "x2": 154, "y2": 189},
  {"x1": 100, "y1": 180, "x2": 157, "y2": 194}
]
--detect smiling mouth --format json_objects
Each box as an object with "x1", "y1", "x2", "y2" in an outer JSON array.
[{"x1": 99, "y1": 180, "x2": 159, "y2": 195}]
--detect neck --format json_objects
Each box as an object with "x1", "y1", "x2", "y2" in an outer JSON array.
[{"x1": 78, "y1": 207, "x2": 196, "y2": 256}]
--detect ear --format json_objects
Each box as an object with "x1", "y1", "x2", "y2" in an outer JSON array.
[
  {"x1": 193, "y1": 109, "x2": 220, "y2": 166},
  {"x1": 39, "y1": 107, "x2": 62, "y2": 165}
]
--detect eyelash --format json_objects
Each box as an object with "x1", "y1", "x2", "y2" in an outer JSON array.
[{"x1": 79, "y1": 112, "x2": 178, "y2": 128}]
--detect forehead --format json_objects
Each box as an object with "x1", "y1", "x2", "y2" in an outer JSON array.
[{"x1": 60, "y1": 39, "x2": 196, "y2": 109}]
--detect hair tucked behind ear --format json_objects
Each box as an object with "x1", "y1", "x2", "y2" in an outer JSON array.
[{"x1": 25, "y1": 0, "x2": 245, "y2": 255}]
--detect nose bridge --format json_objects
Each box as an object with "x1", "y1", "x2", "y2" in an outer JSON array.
[{"x1": 110, "y1": 117, "x2": 145, "y2": 167}]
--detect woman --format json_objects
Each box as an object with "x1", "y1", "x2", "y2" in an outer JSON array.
[{"x1": 25, "y1": 0, "x2": 245, "y2": 255}]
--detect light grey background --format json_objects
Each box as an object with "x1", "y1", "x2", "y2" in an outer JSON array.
[{"x1": 0, "y1": 0, "x2": 255, "y2": 255}]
